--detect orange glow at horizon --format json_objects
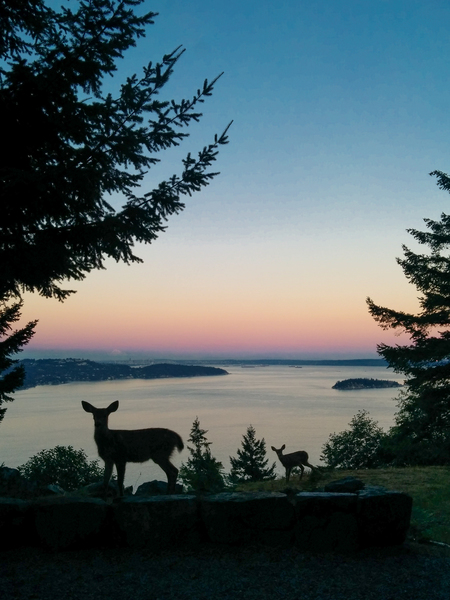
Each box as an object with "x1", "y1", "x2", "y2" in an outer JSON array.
[
  {"x1": 17, "y1": 230, "x2": 420, "y2": 359},
  {"x1": 6, "y1": 0, "x2": 449, "y2": 364},
  {"x1": 21, "y1": 288, "x2": 411, "y2": 357}
]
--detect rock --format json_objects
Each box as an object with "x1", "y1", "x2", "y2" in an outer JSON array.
[
  {"x1": 0, "y1": 466, "x2": 22, "y2": 488},
  {"x1": 0, "y1": 484, "x2": 413, "y2": 552},
  {"x1": 324, "y1": 476, "x2": 365, "y2": 493},
  {"x1": 357, "y1": 488, "x2": 413, "y2": 547},
  {"x1": 33, "y1": 496, "x2": 110, "y2": 551},
  {"x1": 135, "y1": 480, "x2": 184, "y2": 496},
  {"x1": 83, "y1": 480, "x2": 133, "y2": 498},
  {"x1": 295, "y1": 492, "x2": 359, "y2": 552},
  {"x1": 0, "y1": 467, "x2": 66, "y2": 499},
  {"x1": 40, "y1": 484, "x2": 66, "y2": 496},
  {"x1": 0, "y1": 498, "x2": 34, "y2": 549},
  {"x1": 0, "y1": 466, "x2": 38, "y2": 499},
  {"x1": 201, "y1": 492, "x2": 295, "y2": 547},
  {"x1": 113, "y1": 495, "x2": 199, "y2": 549}
]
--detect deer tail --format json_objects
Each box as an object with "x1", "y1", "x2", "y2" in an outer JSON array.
[{"x1": 175, "y1": 433, "x2": 184, "y2": 453}]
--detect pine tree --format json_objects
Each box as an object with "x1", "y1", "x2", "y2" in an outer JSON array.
[
  {"x1": 367, "y1": 171, "x2": 450, "y2": 464},
  {"x1": 0, "y1": 301, "x2": 36, "y2": 424},
  {"x1": 1, "y1": 0, "x2": 230, "y2": 302},
  {"x1": 0, "y1": 1, "x2": 230, "y2": 410},
  {"x1": 179, "y1": 417, "x2": 225, "y2": 492},
  {"x1": 229, "y1": 425, "x2": 276, "y2": 482},
  {"x1": 320, "y1": 410, "x2": 387, "y2": 469}
]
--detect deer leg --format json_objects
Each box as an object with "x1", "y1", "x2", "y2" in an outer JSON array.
[
  {"x1": 153, "y1": 457, "x2": 179, "y2": 494},
  {"x1": 299, "y1": 464, "x2": 305, "y2": 480},
  {"x1": 167, "y1": 464, "x2": 178, "y2": 494},
  {"x1": 115, "y1": 460, "x2": 127, "y2": 496},
  {"x1": 103, "y1": 460, "x2": 114, "y2": 489},
  {"x1": 305, "y1": 461, "x2": 316, "y2": 473},
  {"x1": 285, "y1": 467, "x2": 291, "y2": 483}
]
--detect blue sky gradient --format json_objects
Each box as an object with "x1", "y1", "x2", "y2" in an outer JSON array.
[{"x1": 21, "y1": 0, "x2": 450, "y2": 359}]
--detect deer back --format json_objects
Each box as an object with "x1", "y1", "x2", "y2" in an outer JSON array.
[
  {"x1": 281, "y1": 450, "x2": 309, "y2": 466},
  {"x1": 95, "y1": 427, "x2": 184, "y2": 464}
]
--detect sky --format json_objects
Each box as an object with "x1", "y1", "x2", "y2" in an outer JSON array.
[{"x1": 19, "y1": 0, "x2": 450, "y2": 360}]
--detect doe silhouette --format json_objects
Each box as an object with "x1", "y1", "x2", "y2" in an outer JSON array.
[{"x1": 82, "y1": 400, "x2": 183, "y2": 495}]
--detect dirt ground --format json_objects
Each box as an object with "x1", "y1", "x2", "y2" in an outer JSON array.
[{"x1": 1, "y1": 541, "x2": 450, "y2": 600}]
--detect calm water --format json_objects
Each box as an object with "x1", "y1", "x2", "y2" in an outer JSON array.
[{"x1": 0, "y1": 365, "x2": 403, "y2": 488}]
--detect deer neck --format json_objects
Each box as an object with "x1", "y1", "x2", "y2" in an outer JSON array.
[{"x1": 94, "y1": 425, "x2": 113, "y2": 444}]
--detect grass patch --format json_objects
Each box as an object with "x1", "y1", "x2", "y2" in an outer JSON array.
[{"x1": 236, "y1": 466, "x2": 450, "y2": 545}]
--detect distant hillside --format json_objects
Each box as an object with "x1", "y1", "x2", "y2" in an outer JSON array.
[
  {"x1": 200, "y1": 359, "x2": 388, "y2": 367},
  {"x1": 19, "y1": 359, "x2": 228, "y2": 389},
  {"x1": 332, "y1": 378, "x2": 403, "y2": 391}
]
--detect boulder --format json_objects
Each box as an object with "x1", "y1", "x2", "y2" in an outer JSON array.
[
  {"x1": 33, "y1": 496, "x2": 110, "y2": 550},
  {"x1": 135, "y1": 480, "x2": 183, "y2": 496},
  {"x1": 0, "y1": 466, "x2": 38, "y2": 499},
  {"x1": 324, "y1": 476, "x2": 365, "y2": 493},
  {"x1": 82, "y1": 480, "x2": 133, "y2": 498},
  {"x1": 294, "y1": 492, "x2": 359, "y2": 552},
  {"x1": 357, "y1": 487, "x2": 413, "y2": 547},
  {"x1": 0, "y1": 484, "x2": 413, "y2": 552},
  {"x1": 113, "y1": 495, "x2": 199, "y2": 549},
  {"x1": 0, "y1": 498, "x2": 34, "y2": 549},
  {"x1": 40, "y1": 484, "x2": 66, "y2": 496},
  {"x1": 0, "y1": 466, "x2": 66, "y2": 498},
  {"x1": 201, "y1": 492, "x2": 295, "y2": 547}
]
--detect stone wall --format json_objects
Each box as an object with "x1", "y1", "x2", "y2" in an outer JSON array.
[{"x1": 0, "y1": 486, "x2": 412, "y2": 553}]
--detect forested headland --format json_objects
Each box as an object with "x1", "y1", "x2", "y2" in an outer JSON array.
[{"x1": 19, "y1": 359, "x2": 228, "y2": 390}]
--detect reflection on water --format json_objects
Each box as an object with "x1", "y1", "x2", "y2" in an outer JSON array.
[{"x1": 0, "y1": 366, "x2": 402, "y2": 488}]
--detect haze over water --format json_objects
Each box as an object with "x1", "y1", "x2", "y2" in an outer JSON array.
[{"x1": 1, "y1": 365, "x2": 402, "y2": 488}]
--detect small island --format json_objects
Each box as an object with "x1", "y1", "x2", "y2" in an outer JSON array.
[
  {"x1": 332, "y1": 378, "x2": 403, "y2": 391},
  {"x1": 19, "y1": 359, "x2": 228, "y2": 390}
]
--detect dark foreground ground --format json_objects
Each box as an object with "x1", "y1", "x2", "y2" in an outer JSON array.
[{"x1": 1, "y1": 541, "x2": 450, "y2": 600}]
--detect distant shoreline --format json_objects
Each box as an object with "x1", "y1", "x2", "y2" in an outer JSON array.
[
  {"x1": 17, "y1": 357, "x2": 388, "y2": 390},
  {"x1": 19, "y1": 359, "x2": 229, "y2": 390},
  {"x1": 145, "y1": 358, "x2": 388, "y2": 367},
  {"x1": 21, "y1": 354, "x2": 386, "y2": 368}
]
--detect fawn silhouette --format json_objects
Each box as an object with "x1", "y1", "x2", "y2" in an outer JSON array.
[
  {"x1": 82, "y1": 400, "x2": 183, "y2": 495},
  {"x1": 271, "y1": 444, "x2": 316, "y2": 482}
]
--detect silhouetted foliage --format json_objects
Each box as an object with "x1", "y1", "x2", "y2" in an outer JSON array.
[
  {"x1": 0, "y1": 0, "x2": 229, "y2": 414},
  {"x1": 18, "y1": 445, "x2": 103, "y2": 491},
  {"x1": 321, "y1": 410, "x2": 388, "y2": 469},
  {"x1": 0, "y1": 0, "x2": 230, "y2": 302},
  {"x1": 367, "y1": 174, "x2": 450, "y2": 464},
  {"x1": 179, "y1": 417, "x2": 226, "y2": 493},
  {"x1": 229, "y1": 425, "x2": 276, "y2": 482},
  {"x1": 0, "y1": 301, "x2": 36, "y2": 424}
]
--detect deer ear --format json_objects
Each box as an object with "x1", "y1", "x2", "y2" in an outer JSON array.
[
  {"x1": 82, "y1": 401, "x2": 94, "y2": 413},
  {"x1": 107, "y1": 401, "x2": 119, "y2": 413},
  {"x1": 281, "y1": 444, "x2": 286, "y2": 451},
  {"x1": 271, "y1": 446, "x2": 276, "y2": 451}
]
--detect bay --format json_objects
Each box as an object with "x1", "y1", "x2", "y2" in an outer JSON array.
[{"x1": 0, "y1": 365, "x2": 403, "y2": 489}]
